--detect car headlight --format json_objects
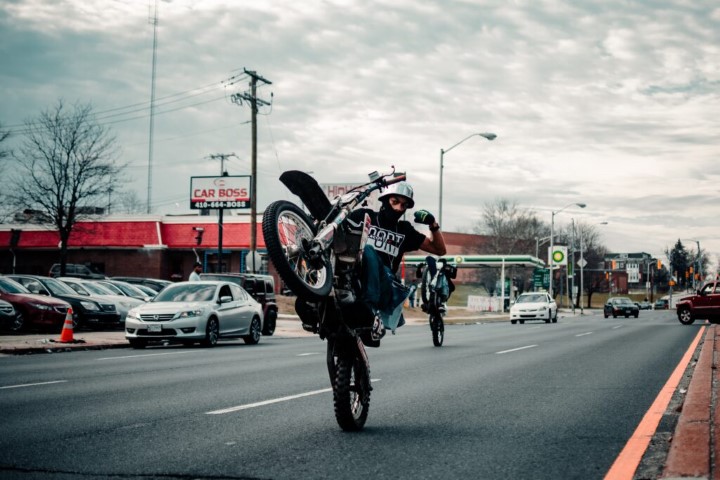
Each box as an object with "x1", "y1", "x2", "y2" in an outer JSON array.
[
  {"x1": 29, "y1": 302, "x2": 52, "y2": 311},
  {"x1": 126, "y1": 310, "x2": 140, "y2": 321},
  {"x1": 177, "y1": 309, "x2": 203, "y2": 318},
  {"x1": 80, "y1": 301, "x2": 100, "y2": 311}
]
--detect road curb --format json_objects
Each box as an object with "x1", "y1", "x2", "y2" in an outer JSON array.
[{"x1": 661, "y1": 325, "x2": 715, "y2": 479}]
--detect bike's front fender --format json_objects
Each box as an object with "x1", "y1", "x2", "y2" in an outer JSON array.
[{"x1": 279, "y1": 170, "x2": 331, "y2": 221}]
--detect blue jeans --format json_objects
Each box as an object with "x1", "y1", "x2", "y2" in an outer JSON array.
[{"x1": 360, "y1": 245, "x2": 409, "y2": 331}]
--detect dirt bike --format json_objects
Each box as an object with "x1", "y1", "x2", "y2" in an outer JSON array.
[
  {"x1": 419, "y1": 256, "x2": 456, "y2": 347},
  {"x1": 262, "y1": 167, "x2": 406, "y2": 431}
]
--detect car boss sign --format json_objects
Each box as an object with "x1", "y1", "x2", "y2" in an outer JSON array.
[{"x1": 190, "y1": 176, "x2": 251, "y2": 209}]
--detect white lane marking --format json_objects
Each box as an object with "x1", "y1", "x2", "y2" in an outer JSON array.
[
  {"x1": 0, "y1": 380, "x2": 68, "y2": 390},
  {"x1": 576, "y1": 332, "x2": 593, "y2": 337},
  {"x1": 97, "y1": 351, "x2": 201, "y2": 361},
  {"x1": 496, "y1": 345, "x2": 538, "y2": 354},
  {"x1": 612, "y1": 325, "x2": 624, "y2": 329},
  {"x1": 207, "y1": 379, "x2": 381, "y2": 415},
  {"x1": 297, "y1": 352, "x2": 321, "y2": 357}
]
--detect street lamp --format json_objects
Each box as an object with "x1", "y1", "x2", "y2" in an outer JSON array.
[
  {"x1": 549, "y1": 202, "x2": 586, "y2": 300},
  {"x1": 439, "y1": 132, "x2": 496, "y2": 228},
  {"x1": 579, "y1": 221, "x2": 608, "y2": 314}
]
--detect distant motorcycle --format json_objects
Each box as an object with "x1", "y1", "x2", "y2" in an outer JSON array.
[
  {"x1": 419, "y1": 256, "x2": 456, "y2": 347},
  {"x1": 262, "y1": 167, "x2": 406, "y2": 431}
]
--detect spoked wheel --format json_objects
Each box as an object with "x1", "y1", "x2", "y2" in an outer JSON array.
[
  {"x1": 329, "y1": 340, "x2": 370, "y2": 431},
  {"x1": 262, "y1": 200, "x2": 333, "y2": 301},
  {"x1": 431, "y1": 314, "x2": 444, "y2": 347},
  {"x1": 8, "y1": 311, "x2": 25, "y2": 332},
  {"x1": 201, "y1": 317, "x2": 219, "y2": 347}
]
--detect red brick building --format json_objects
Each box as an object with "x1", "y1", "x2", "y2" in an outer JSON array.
[{"x1": 0, "y1": 216, "x2": 495, "y2": 289}]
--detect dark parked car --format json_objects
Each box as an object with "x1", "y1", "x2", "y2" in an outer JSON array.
[
  {"x1": 0, "y1": 276, "x2": 70, "y2": 332},
  {"x1": 49, "y1": 263, "x2": 106, "y2": 279},
  {"x1": 8, "y1": 275, "x2": 121, "y2": 329},
  {"x1": 634, "y1": 300, "x2": 652, "y2": 310},
  {"x1": 199, "y1": 273, "x2": 277, "y2": 336},
  {"x1": 654, "y1": 297, "x2": 670, "y2": 310},
  {"x1": 604, "y1": 297, "x2": 640, "y2": 318},
  {"x1": 111, "y1": 276, "x2": 172, "y2": 293}
]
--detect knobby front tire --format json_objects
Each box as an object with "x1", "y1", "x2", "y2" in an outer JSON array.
[
  {"x1": 431, "y1": 315, "x2": 444, "y2": 347},
  {"x1": 333, "y1": 352, "x2": 370, "y2": 431},
  {"x1": 262, "y1": 200, "x2": 333, "y2": 301}
]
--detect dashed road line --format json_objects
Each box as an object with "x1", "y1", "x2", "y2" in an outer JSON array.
[
  {"x1": 495, "y1": 345, "x2": 538, "y2": 354},
  {"x1": 0, "y1": 380, "x2": 68, "y2": 390}
]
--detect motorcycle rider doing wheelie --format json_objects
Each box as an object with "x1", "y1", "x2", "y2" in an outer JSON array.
[{"x1": 297, "y1": 181, "x2": 447, "y2": 346}]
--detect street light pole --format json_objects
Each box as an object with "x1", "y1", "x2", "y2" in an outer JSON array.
[
  {"x1": 439, "y1": 132, "x2": 496, "y2": 228},
  {"x1": 578, "y1": 221, "x2": 607, "y2": 314},
  {"x1": 549, "y1": 202, "x2": 586, "y2": 300}
]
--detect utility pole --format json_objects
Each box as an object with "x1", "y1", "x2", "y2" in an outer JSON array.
[
  {"x1": 146, "y1": 0, "x2": 160, "y2": 213},
  {"x1": 229, "y1": 69, "x2": 272, "y2": 273},
  {"x1": 208, "y1": 153, "x2": 237, "y2": 272}
]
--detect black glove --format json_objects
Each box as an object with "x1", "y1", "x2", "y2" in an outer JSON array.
[{"x1": 414, "y1": 209, "x2": 436, "y2": 226}]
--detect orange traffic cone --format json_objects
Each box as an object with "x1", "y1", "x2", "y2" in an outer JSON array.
[{"x1": 57, "y1": 308, "x2": 75, "y2": 343}]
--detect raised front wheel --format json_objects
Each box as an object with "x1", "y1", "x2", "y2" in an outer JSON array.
[{"x1": 262, "y1": 200, "x2": 333, "y2": 301}]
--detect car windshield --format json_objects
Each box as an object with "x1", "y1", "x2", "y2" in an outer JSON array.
[
  {"x1": 41, "y1": 277, "x2": 77, "y2": 295},
  {"x1": 516, "y1": 294, "x2": 546, "y2": 304},
  {"x1": 97, "y1": 281, "x2": 123, "y2": 295},
  {"x1": 110, "y1": 281, "x2": 147, "y2": 297},
  {"x1": 614, "y1": 298, "x2": 633, "y2": 305},
  {"x1": 83, "y1": 282, "x2": 114, "y2": 296},
  {"x1": 153, "y1": 284, "x2": 216, "y2": 302},
  {"x1": 0, "y1": 277, "x2": 30, "y2": 294},
  {"x1": 63, "y1": 281, "x2": 89, "y2": 295}
]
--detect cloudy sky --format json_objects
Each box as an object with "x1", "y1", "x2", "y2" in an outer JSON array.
[{"x1": 1, "y1": 1, "x2": 718, "y2": 268}]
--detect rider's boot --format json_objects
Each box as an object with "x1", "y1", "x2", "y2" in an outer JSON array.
[
  {"x1": 370, "y1": 310, "x2": 385, "y2": 341},
  {"x1": 295, "y1": 298, "x2": 320, "y2": 333}
]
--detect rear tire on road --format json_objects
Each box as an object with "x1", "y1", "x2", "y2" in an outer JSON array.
[{"x1": 262, "y1": 308, "x2": 277, "y2": 336}]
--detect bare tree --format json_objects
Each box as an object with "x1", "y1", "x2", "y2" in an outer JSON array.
[
  {"x1": 6, "y1": 100, "x2": 125, "y2": 275},
  {"x1": 473, "y1": 199, "x2": 549, "y2": 294},
  {"x1": 0, "y1": 123, "x2": 13, "y2": 222}
]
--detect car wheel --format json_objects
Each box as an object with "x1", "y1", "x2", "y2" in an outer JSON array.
[
  {"x1": 625, "y1": 314, "x2": 629, "y2": 318},
  {"x1": 613, "y1": 313, "x2": 617, "y2": 318},
  {"x1": 552, "y1": 310, "x2": 558, "y2": 323},
  {"x1": 604, "y1": 312, "x2": 609, "y2": 318},
  {"x1": 8, "y1": 311, "x2": 25, "y2": 332},
  {"x1": 202, "y1": 317, "x2": 219, "y2": 347},
  {"x1": 244, "y1": 316, "x2": 261, "y2": 345},
  {"x1": 262, "y1": 308, "x2": 277, "y2": 336},
  {"x1": 634, "y1": 313, "x2": 639, "y2": 318},
  {"x1": 511, "y1": 319, "x2": 517, "y2": 324},
  {"x1": 519, "y1": 319, "x2": 525, "y2": 325},
  {"x1": 677, "y1": 307, "x2": 695, "y2": 325},
  {"x1": 129, "y1": 339, "x2": 146, "y2": 349}
]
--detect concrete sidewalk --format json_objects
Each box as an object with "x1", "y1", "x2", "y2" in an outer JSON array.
[{"x1": 0, "y1": 311, "x2": 715, "y2": 480}]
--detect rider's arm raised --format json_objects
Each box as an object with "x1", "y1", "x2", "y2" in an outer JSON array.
[{"x1": 420, "y1": 224, "x2": 446, "y2": 256}]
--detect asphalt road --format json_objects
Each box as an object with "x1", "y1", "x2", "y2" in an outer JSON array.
[{"x1": 0, "y1": 309, "x2": 698, "y2": 479}]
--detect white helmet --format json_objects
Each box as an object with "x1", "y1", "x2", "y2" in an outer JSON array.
[{"x1": 378, "y1": 182, "x2": 415, "y2": 209}]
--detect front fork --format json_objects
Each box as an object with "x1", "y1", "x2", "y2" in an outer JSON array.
[{"x1": 326, "y1": 334, "x2": 371, "y2": 396}]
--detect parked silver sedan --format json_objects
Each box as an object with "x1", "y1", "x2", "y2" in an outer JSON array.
[{"x1": 124, "y1": 281, "x2": 263, "y2": 349}]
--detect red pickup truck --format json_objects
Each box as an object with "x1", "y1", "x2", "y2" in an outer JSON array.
[{"x1": 676, "y1": 281, "x2": 720, "y2": 325}]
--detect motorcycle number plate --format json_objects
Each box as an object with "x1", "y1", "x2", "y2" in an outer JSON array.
[{"x1": 147, "y1": 323, "x2": 162, "y2": 332}]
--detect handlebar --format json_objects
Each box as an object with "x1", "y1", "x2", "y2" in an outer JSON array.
[{"x1": 384, "y1": 174, "x2": 406, "y2": 186}]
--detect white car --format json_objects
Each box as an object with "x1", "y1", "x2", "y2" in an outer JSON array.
[
  {"x1": 124, "y1": 281, "x2": 263, "y2": 348},
  {"x1": 509, "y1": 292, "x2": 558, "y2": 324},
  {"x1": 57, "y1": 277, "x2": 144, "y2": 322}
]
